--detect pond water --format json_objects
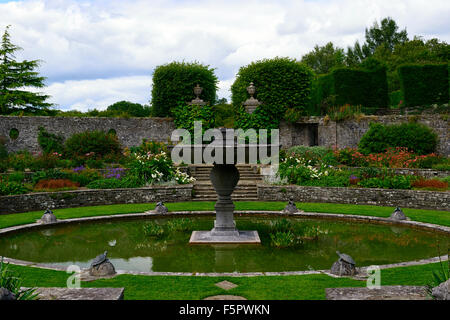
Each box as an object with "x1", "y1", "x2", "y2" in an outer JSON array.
[{"x1": 0, "y1": 216, "x2": 448, "y2": 273}]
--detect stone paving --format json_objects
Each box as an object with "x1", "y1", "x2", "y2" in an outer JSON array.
[
  {"x1": 326, "y1": 286, "x2": 429, "y2": 300},
  {"x1": 215, "y1": 280, "x2": 238, "y2": 290},
  {"x1": 32, "y1": 287, "x2": 124, "y2": 300}
]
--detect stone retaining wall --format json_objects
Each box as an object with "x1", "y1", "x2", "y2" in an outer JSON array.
[
  {"x1": 0, "y1": 116, "x2": 175, "y2": 153},
  {"x1": 280, "y1": 115, "x2": 449, "y2": 156},
  {"x1": 257, "y1": 184, "x2": 450, "y2": 211},
  {"x1": 0, "y1": 185, "x2": 192, "y2": 214}
]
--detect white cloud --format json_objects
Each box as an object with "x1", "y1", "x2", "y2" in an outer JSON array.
[
  {"x1": 45, "y1": 76, "x2": 151, "y2": 111},
  {"x1": 0, "y1": 0, "x2": 448, "y2": 110}
]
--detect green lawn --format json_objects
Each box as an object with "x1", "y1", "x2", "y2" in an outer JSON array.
[
  {"x1": 1, "y1": 201, "x2": 448, "y2": 300},
  {"x1": 7, "y1": 261, "x2": 446, "y2": 300}
]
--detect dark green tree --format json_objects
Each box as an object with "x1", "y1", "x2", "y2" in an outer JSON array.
[
  {"x1": 0, "y1": 26, "x2": 52, "y2": 114},
  {"x1": 346, "y1": 17, "x2": 408, "y2": 66},
  {"x1": 106, "y1": 100, "x2": 151, "y2": 117},
  {"x1": 301, "y1": 42, "x2": 345, "y2": 74}
]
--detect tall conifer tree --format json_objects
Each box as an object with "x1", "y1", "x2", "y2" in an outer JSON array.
[{"x1": 0, "y1": 25, "x2": 52, "y2": 114}]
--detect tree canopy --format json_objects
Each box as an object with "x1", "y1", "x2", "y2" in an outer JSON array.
[
  {"x1": 0, "y1": 25, "x2": 52, "y2": 114},
  {"x1": 301, "y1": 42, "x2": 345, "y2": 74}
]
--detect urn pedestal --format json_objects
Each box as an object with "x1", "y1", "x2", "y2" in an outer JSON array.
[{"x1": 189, "y1": 164, "x2": 260, "y2": 244}]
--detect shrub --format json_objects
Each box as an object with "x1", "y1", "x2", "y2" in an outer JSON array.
[
  {"x1": 151, "y1": 61, "x2": 218, "y2": 117},
  {"x1": 86, "y1": 178, "x2": 127, "y2": 189},
  {"x1": 358, "y1": 122, "x2": 438, "y2": 155},
  {"x1": 334, "y1": 148, "x2": 368, "y2": 167},
  {"x1": 34, "y1": 179, "x2": 80, "y2": 191},
  {"x1": 37, "y1": 126, "x2": 64, "y2": 154},
  {"x1": 327, "y1": 104, "x2": 363, "y2": 121},
  {"x1": 231, "y1": 57, "x2": 314, "y2": 126},
  {"x1": 131, "y1": 139, "x2": 168, "y2": 156},
  {"x1": 0, "y1": 179, "x2": 28, "y2": 195},
  {"x1": 287, "y1": 146, "x2": 338, "y2": 166},
  {"x1": 7, "y1": 151, "x2": 37, "y2": 171},
  {"x1": 32, "y1": 169, "x2": 68, "y2": 185},
  {"x1": 398, "y1": 64, "x2": 449, "y2": 107},
  {"x1": 172, "y1": 103, "x2": 215, "y2": 134},
  {"x1": 357, "y1": 175, "x2": 414, "y2": 189},
  {"x1": 64, "y1": 130, "x2": 122, "y2": 159},
  {"x1": 411, "y1": 179, "x2": 448, "y2": 190},
  {"x1": 68, "y1": 167, "x2": 103, "y2": 186}
]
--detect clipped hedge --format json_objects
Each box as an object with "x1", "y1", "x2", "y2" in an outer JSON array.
[
  {"x1": 313, "y1": 62, "x2": 389, "y2": 112},
  {"x1": 398, "y1": 63, "x2": 449, "y2": 107},
  {"x1": 231, "y1": 57, "x2": 313, "y2": 128},
  {"x1": 358, "y1": 122, "x2": 438, "y2": 155},
  {"x1": 151, "y1": 61, "x2": 218, "y2": 117}
]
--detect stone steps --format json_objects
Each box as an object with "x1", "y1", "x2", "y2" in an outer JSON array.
[{"x1": 190, "y1": 164, "x2": 261, "y2": 201}]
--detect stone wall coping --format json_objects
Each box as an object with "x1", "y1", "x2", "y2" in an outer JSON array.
[
  {"x1": 257, "y1": 183, "x2": 450, "y2": 196},
  {"x1": 1, "y1": 210, "x2": 448, "y2": 277},
  {"x1": 0, "y1": 184, "x2": 193, "y2": 199},
  {"x1": 0, "y1": 115, "x2": 174, "y2": 121}
]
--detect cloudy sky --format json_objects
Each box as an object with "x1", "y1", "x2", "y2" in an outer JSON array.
[{"x1": 0, "y1": 0, "x2": 449, "y2": 111}]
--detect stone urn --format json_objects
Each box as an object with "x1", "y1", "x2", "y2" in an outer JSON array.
[
  {"x1": 188, "y1": 84, "x2": 207, "y2": 106},
  {"x1": 243, "y1": 82, "x2": 261, "y2": 114}
]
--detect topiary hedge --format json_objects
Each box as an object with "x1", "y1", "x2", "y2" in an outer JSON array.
[
  {"x1": 231, "y1": 57, "x2": 314, "y2": 128},
  {"x1": 398, "y1": 63, "x2": 449, "y2": 107},
  {"x1": 312, "y1": 60, "x2": 389, "y2": 112},
  {"x1": 151, "y1": 61, "x2": 219, "y2": 117},
  {"x1": 358, "y1": 122, "x2": 438, "y2": 155}
]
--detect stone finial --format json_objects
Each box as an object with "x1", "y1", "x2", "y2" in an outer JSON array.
[
  {"x1": 187, "y1": 84, "x2": 207, "y2": 106},
  {"x1": 282, "y1": 198, "x2": 299, "y2": 214},
  {"x1": 243, "y1": 82, "x2": 261, "y2": 114},
  {"x1": 39, "y1": 209, "x2": 57, "y2": 224},
  {"x1": 330, "y1": 251, "x2": 357, "y2": 276},
  {"x1": 390, "y1": 207, "x2": 407, "y2": 221},
  {"x1": 155, "y1": 201, "x2": 168, "y2": 214},
  {"x1": 89, "y1": 251, "x2": 116, "y2": 277}
]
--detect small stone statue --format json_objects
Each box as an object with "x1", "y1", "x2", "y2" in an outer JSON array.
[
  {"x1": 330, "y1": 251, "x2": 357, "y2": 276},
  {"x1": 390, "y1": 207, "x2": 407, "y2": 221},
  {"x1": 89, "y1": 251, "x2": 116, "y2": 277},
  {"x1": 0, "y1": 287, "x2": 16, "y2": 300},
  {"x1": 432, "y1": 279, "x2": 449, "y2": 300},
  {"x1": 155, "y1": 201, "x2": 168, "y2": 214},
  {"x1": 282, "y1": 198, "x2": 299, "y2": 214},
  {"x1": 39, "y1": 209, "x2": 57, "y2": 224}
]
